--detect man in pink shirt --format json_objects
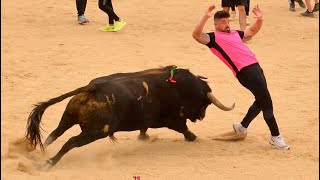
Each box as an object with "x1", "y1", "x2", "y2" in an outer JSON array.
[{"x1": 192, "y1": 4, "x2": 290, "y2": 150}]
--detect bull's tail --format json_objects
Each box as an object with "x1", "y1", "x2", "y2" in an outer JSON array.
[{"x1": 25, "y1": 84, "x2": 96, "y2": 152}]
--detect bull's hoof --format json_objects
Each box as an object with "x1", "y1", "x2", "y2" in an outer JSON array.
[
  {"x1": 184, "y1": 131, "x2": 197, "y2": 141},
  {"x1": 138, "y1": 133, "x2": 150, "y2": 141}
]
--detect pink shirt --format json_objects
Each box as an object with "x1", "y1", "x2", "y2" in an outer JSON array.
[{"x1": 206, "y1": 30, "x2": 258, "y2": 76}]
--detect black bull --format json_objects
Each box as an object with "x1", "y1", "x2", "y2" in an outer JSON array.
[{"x1": 25, "y1": 65, "x2": 235, "y2": 168}]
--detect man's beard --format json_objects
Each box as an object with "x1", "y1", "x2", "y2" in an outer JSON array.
[{"x1": 223, "y1": 28, "x2": 231, "y2": 33}]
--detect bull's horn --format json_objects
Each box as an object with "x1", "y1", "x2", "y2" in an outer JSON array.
[{"x1": 207, "y1": 92, "x2": 235, "y2": 111}]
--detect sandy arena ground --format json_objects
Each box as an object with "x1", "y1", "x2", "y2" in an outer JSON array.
[{"x1": 1, "y1": 0, "x2": 319, "y2": 179}]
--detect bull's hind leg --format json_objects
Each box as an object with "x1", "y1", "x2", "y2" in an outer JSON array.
[
  {"x1": 138, "y1": 128, "x2": 149, "y2": 140},
  {"x1": 43, "y1": 111, "x2": 76, "y2": 149},
  {"x1": 43, "y1": 131, "x2": 109, "y2": 169}
]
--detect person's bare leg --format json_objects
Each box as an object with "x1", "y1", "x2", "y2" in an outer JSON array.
[
  {"x1": 237, "y1": 5, "x2": 246, "y2": 31},
  {"x1": 305, "y1": 0, "x2": 312, "y2": 11},
  {"x1": 223, "y1": 7, "x2": 231, "y2": 13}
]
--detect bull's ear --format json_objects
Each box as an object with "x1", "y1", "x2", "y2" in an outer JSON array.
[{"x1": 197, "y1": 75, "x2": 208, "y2": 80}]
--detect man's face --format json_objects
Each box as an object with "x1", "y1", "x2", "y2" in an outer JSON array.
[{"x1": 214, "y1": 18, "x2": 231, "y2": 33}]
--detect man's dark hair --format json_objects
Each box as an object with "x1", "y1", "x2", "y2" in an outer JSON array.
[{"x1": 214, "y1": 11, "x2": 230, "y2": 21}]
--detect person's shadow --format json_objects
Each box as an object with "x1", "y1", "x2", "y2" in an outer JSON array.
[{"x1": 210, "y1": 131, "x2": 247, "y2": 141}]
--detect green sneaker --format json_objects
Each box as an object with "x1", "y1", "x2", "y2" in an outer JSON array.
[
  {"x1": 100, "y1": 25, "x2": 115, "y2": 32},
  {"x1": 114, "y1": 19, "x2": 126, "y2": 31}
]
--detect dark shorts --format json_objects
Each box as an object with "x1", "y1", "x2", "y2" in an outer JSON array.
[{"x1": 222, "y1": 0, "x2": 248, "y2": 7}]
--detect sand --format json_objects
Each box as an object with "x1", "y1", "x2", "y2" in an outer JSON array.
[{"x1": 1, "y1": 0, "x2": 319, "y2": 179}]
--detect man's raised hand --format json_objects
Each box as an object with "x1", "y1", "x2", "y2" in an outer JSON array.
[
  {"x1": 205, "y1": 4, "x2": 216, "y2": 18},
  {"x1": 252, "y1": 5, "x2": 263, "y2": 19}
]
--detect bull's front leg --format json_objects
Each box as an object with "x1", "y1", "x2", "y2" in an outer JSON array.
[
  {"x1": 182, "y1": 130, "x2": 197, "y2": 141},
  {"x1": 168, "y1": 120, "x2": 197, "y2": 141},
  {"x1": 138, "y1": 128, "x2": 149, "y2": 140}
]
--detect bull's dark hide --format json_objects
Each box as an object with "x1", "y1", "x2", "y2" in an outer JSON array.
[{"x1": 24, "y1": 65, "x2": 234, "y2": 168}]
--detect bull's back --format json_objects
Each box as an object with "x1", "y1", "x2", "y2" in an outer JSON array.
[{"x1": 89, "y1": 68, "x2": 167, "y2": 85}]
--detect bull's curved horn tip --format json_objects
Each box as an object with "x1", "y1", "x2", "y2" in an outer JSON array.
[
  {"x1": 228, "y1": 103, "x2": 235, "y2": 110},
  {"x1": 223, "y1": 103, "x2": 236, "y2": 111}
]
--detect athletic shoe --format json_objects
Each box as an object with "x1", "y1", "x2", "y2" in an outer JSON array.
[
  {"x1": 114, "y1": 19, "x2": 126, "y2": 31},
  {"x1": 301, "y1": 10, "x2": 314, "y2": 17},
  {"x1": 78, "y1": 15, "x2": 89, "y2": 24},
  {"x1": 233, "y1": 123, "x2": 247, "y2": 135},
  {"x1": 100, "y1": 25, "x2": 115, "y2": 32},
  {"x1": 312, "y1": 3, "x2": 319, "y2": 12},
  {"x1": 289, "y1": 3, "x2": 296, "y2": 11},
  {"x1": 296, "y1": 0, "x2": 306, "y2": 8},
  {"x1": 269, "y1": 135, "x2": 290, "y2": 150}
]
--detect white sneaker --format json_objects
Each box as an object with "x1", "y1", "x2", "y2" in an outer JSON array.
[
  {"x1": 269, "y1": 135, "x2": 290, "y2": 150},
  {"x1": 233, "y1": 123, "x2": 247, "y2": 135}
]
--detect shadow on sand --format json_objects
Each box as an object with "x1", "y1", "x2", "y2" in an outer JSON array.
[{"x1": 210, "y1": 131, "x2": 247, "y2": 142}]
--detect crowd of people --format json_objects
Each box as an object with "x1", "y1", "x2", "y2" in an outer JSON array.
[{"x1": 75, "y1": 0, "x2": 318, "y2": 32}]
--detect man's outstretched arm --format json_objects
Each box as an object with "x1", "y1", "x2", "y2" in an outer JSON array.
[
  {"x1": 192, "y1": 4, "x2": 216, "y2": 45},
  {"x1": 243, "y1": 5, "x2": 264, "y2": 40}
]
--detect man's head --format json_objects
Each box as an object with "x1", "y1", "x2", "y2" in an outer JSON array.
[{"x1": 214, "y1": 11, "x2": 231, "y2": 33}]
